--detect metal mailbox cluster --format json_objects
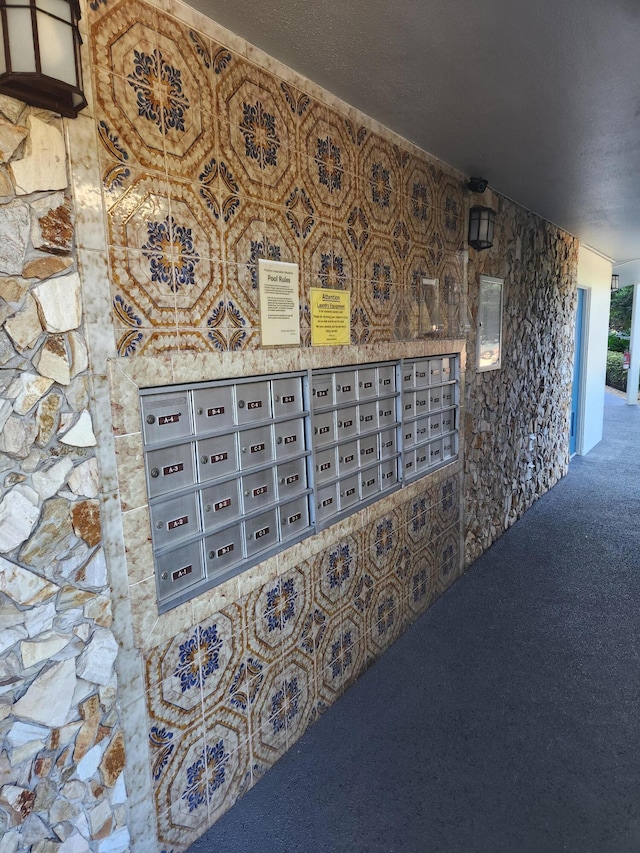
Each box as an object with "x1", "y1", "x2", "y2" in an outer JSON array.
[{"x1": 140, "y1": 356, "x2": 459, "y2": 612}]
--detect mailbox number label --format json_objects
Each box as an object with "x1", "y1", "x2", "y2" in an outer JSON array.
[
  {"x1": 342, "y1": 385, "x2": 351, "y2": 393},
  {"x1": 211, "y1": 452, "x2": 228, "y2": 464},
  {"x1": 345, "y1": 487, "x2": 355, "y2": 497},
  {"x1": 255, "y1": 526, "x2": 270, "y2": 539},
  {"x1": 172, "y1": 564, "x2": 192, "y2": 581},
  {"x1": 163, "y1": 462, "x2": 184, "y2": 476},
  {"x1": 159, "y1": 413, "x2": 180, "y2": 425},
  {"x1": 344, "y1": 454, "x2": 354, "y2": 464},
  {"x1": 253, "y1": 485, "x2": 268, "y2": 497},
  {"x1": 322, "y1": 497, "x2": 333, "y2": 507},
  {"x1": 217, "y1": 543, "x2": 234, "y2": 557},
  {"x1": 247, "y1": 400, "x2": 262, "y2": 410},
  {"x1": 319, "y1": 461, "x2": 331, "y2": 472},
  {"x1": 288, "y1": 512, "x2": 302, "y2": 524},
  {"x1": 250, "y1": 443, "x2": 265, "y2": 454},
  {"x1": 284, "y1": 435, "x2": 296, "y2": 444},
  {"x1": 207, "y1": 406, "x2": 225, "y2": 417},
  {"x1": 167, "y1": 515, "x2": 188, "y2": 530},
  {"x1": 285, "y1": 474, "x2": 299, "y2": 485},
  {"x1": 282, "y1": 395, "x2": 295, "y2": 404},
  {"x1": 214, "y1": 498, "x2": 231, "y2": 512}
]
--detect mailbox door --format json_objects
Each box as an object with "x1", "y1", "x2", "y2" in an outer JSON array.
[
  {"x1": 245, "y1": 509, "x2": 278, "y2": 556},
  {"x1": 196, "y1": 432, "x2": 237, "y2": 482},
  {"x1": 441, "y1": 408, "x2": 455, "y2": 434},
  {"x1": 380, "y1": 458, "x2": 397, "y2": 488},
  {"x1": 339, "y1": 474, "x2": 360, "y2": 510},
  {"x1": 146, "y1": 443, "x2": 195, "y2": 498},
  {"x1": 277, "y1": 457, "x2": 308, "y2": 499},
  {"x1": 429, "y1": 387, "x2": 443, "y2": 412},
  {"x1": 274, "y1": 418, "x2": 305, "y2": 461},
  {"x1": 378, "y1": 400, "x2": 396, "y2": 428},
  {"x1": 441, "y1": 385, "x2": 455, "y2": 408},
  {"x1": 315, "y1": 446, "x2": 337, "y2": 484},
  {"x1": 429, "y1": 412, "x2": 443, "y2": 438},
  {"x1": 402, "y1": 391, "x2": 415, "y2": 420},
  {"x1": 358, "y1": 367, "x2": 377, "y2": 399},
  {"x1": 193, "y1": 385, "x2": 235, "y2": 433},
  {"x1": 403, "y1": 421, "x2": 415, "y2": 449},
  {"x1": 236, "y1": 381, "x2": 271, "y2": 424},
  {"x1": 377, "y1": 364, "x2": 396, "y2": 393},
  {"x1": 241, "y1": 467, "x2": 276, "y2": 513},
  {"x1": 156, "y1": 541, "x2": 203, "y2": 601},
  {"x1": 316, "y1": 483, "x2": 338, "y2": 523},
  {"x1": 150, "y1": 492, "x2": 200, "y2": 549},
  {"x1": 361, "y1": 466, "x2": 380, "y2": 499},
  {"x1": 429, "y1": 358, "x2": 443, "y2": 385},
  {"x1": 141, "y1": 392, "x2": 191, "y2": 445},
  {"x1": 380, "y1": 429, "x2": 397, "y2": 459},
  {"x1": 311, "y1": 374, "x2": 334, "y2": 410},
  {"x1": 359, "y1": 433, "x2": 378, "y2": 465},
  {"x1": 335, "y1": 370, "x2": 357, "y2": 405},
  {"x1": 205, "y1": 525, "x2": 243, "y2": 577},
  {"x1": 403, "y1": 450, "x2": 416, "y2": 479},
  {"x1": 280, "y1": 496, "x2": 310, "y2": 539},
  {"x1": 358, "y1": 401, "x2": 378, "y2": 432},
  {"x1": 272, "y1": 376, "x2": 304, "y2": 418},
  {"x1": 313, "y1": 409, "x2": 336, "y2": 448},
  {"x1": 338, "y1": 441, "x2": 359, "y2": 476},
  {"x1": 239, "y1": 424, "x2": 273, "y2": 470},
  {"x1": 336, "y1": 406, "x2": 358, "y2": 440},
  {"x1": 429, "y1": 438, "x2": 443, "y2": 466},
  {"x1": 414, "y1": 362, "x2": 429, "y2": 389},
  {"x1": 414, "y1": 418, "x2": 429, "y2": 445},
  {"x1": 442, "y1": 432, "x2": 457, "y2": 460},
  {"x1": 201, "y1": 478, "x2": 242, "y2": 532},
  {"x1": 415, "y1": 444, "x2": 430, "y2": 473}
]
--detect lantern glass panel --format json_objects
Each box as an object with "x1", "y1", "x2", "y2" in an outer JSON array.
[
  {"x1": 6, "y1": 7, "x2": 36, "y2": 73},
  {"x1": 39, "y1": 0, "x2": 71, "y2": 22},
  {"x1": 37, "y1": 11, "x2": 77, "y2": 85}
]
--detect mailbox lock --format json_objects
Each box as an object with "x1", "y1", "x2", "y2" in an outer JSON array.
[
  {"x1": 238, "y1": 400, "x2": 245, "y2": 409},
  {"x1": 279, "y1": 477, "x2": 285, "y2": 485},
  {"x1": 208, "y1": 550, "x2": 215, "y2": 559},
  {"x1": 156, "y1": 521, "x2": 163, "y2": 529},
  {"x1": 161, "y1": 571, "x2": 168, "y2": 580},
  {"x1": 277, "y1": 436, "x2": 283, "y2": 444},
  {"x1": 205, "y1": 504, "x2": 212, "y2": 512},
  {"x1": 146, "y1": 414, "x2": 156, "y2": 424},
  {"x1": 275, "y1": 395, "x2": 281, "y2": 402},
  {"x1": 200, "y1": 455, "x2": 208, "y2": 464},
  {"x1": 150, "y1": 468, "x2": 160, "y2": 478},
  {"x1": 197, "y1": 407, "x2": 204, "y2": 415}
]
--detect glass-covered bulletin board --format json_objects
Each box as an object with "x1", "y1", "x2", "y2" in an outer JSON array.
[{"x1": 476, "y1": 275, "x2": 503, "y2": 371}]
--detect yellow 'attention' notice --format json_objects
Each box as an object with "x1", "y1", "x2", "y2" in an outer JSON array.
[{"x1": 310, "y1": 288, "x2": 351, "y2": 346}]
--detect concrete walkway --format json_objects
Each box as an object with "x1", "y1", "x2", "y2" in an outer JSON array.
[{"x1": 189, "y1": 391, "x2": 640, "y2": 853}]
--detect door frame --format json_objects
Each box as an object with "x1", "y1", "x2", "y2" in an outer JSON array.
[{"x1": 571, "y1": 286, "x2": 590, "y2": 456}]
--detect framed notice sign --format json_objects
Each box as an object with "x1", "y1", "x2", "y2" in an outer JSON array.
[
  {"x1": 310, "y1": 288, "x2": 351, "y2": 346},
  {"x1": 476, "y1": 275, "x2": 503, "y2": 372},
  {"x1": 258, "y1": 259, "x2": 300, "y2": 347}
]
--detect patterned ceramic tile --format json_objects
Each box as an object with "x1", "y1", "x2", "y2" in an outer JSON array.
[
  {"x1": 216, "y1": 56, "x2": 297, "y2": 206},
  {"x1": 366, "y1": 575, "x2": 403, "y2": 658},
  {"x1": 90, "y1": 1, "x2": 158, "y2": 73},
  {"x1": 299, "y1": 106, "x2": 356, "y2": 221},
  {"x1": 114, "y1": 327, "x2": 183, "y2": 357},
  {"x1": 360, "y1": 236, "x2": 401, "y2": 333},
  {"x1": 435, "y1": 474, "x2": 460, "y2": 530},
  {"x1": 247, "y1": 654, "x2": 289, "y2": 774},
  {"x1": 404, "y1": 488, "x2": 436, "y2": 549},
  {"x1": 405, "y1": 544, "x2": 436, "y2": 623},
  {"x1": 438, "y1": 251, "x2": 465, "y2": 336},
  {"x1": 110, "y1": 248, "x2": 176, "y2": 328},
  {"x1": 434, "y1": 527, "x2": 461, "y2": 595},
  {"x1": 223, "y1": 200, "x2": 267, "y2": 327},
  {"x1": 263, "y1": 203, "x2": 303, "y2": 268},
  {"x1": 359, "y1": 133, "x2": 400, "y2": 233},
  {"x1": 244, "y1": 564, "x2": 310, "y2": 661},
  {"x1": 314, "y1": 534, "x2": 362, "y2": 612},
  {"x1": 363, "y1": 507, "x2": 402, "y2": 580},
  {"x1": 279, "y1": 651, "x2": 315, "y2": 748},
  {"x1": 202, "y1": 716, "x2": 251, "y2": 826},
  {"x1": 403, "y1": 155, "x2": 437, "y2": 242},
  {"x1": 200, "y1": 295, "x2": 253, "y2": 353},
  {"x1": 437, "y1": 173, "x2": 465, "y2": 251}
]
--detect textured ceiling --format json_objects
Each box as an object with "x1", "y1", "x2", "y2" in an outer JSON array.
[{"x1": 183, "y1": 0, "x2": 640, "y2": 263}]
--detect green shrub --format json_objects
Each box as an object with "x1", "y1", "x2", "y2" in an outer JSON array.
[
  {"x1": 606, "y1": 351, "x2": 640, "y2": 392},
  {"x1": 608, "y1": 333, "x2": 629, "y2": 353}
]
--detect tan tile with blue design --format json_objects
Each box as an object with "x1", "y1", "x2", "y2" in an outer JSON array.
[
  {"x1": 360, "y1": 235, "x2": 401, "y2": 331},
  {"x1": 303, "y1": 219, "x2": 358, "y2": 293},
  {"x1": 263, "y1": 202, "x2": 303, "y2": 267},
  {"x1": 359, "y1": 133, "x2": 401, "y2": 233},
  {"x1": 106, "y1": 171, "x2": 170, "y2": 250},
  {"x1": 109, "y1": 247, "x2": 177, "y2": 328},
  {"x1": 313, "y1": 534, "x2": 362, "y2": 613},
  {"x1": 248, "y1": 657, "x2": 290, "y2": 774},
  {"x1": 244, "y1": 564, "x2": 310, "y2": 662},
  {"x1": 364, "y1": 507, "x2": 403, "y2": 580},
  {"x1": 299, "y1": 107, "x2": 356, "y2": 221},
  {"x1": 434, "y1": 527, "x2": 461, "y2": 595},
  {"x1": 406, "y1": 544, "x2": 436, "y2": 624},
  {"x1": 278, "y1": 80, "x2": 313, "y2": 133},
  {"x1": 113, "y1": 326, "x2": 182, "y2": 357},
  {"x1": 153, "y1": 724, "x2": 212, "y2": 849},
  {"x1": 280, "y1": 651, "x2": 316, "y2": 749},
  {"x1": 366, "y1": 574, "x2": 403, "y2": 658},
  {"x1": 435, "y1": 474, "x2": 460, "y2": 530},
  {"x1": 436, "y1": 173, "x2": 465, "y2": 251},
  {"x1": 217, "y1": 57, "x2": 297, "y2": 205},
  {"x1": 223, "y1": 201, "x2": 268, "y2": 327},
  {"x1": 403, "y1": 488, "x2": 437, "y2": 549},
  {"x1": 202, "y1": 717, "x2": 251, "y2": 826},
  {"x1": 90, "y1": 0, "x2": 159, "y2": 74},
  {"x1": 403, "y1": 155, "x2": 438, "y2": 240}
]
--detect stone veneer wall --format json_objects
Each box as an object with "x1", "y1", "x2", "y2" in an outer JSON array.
[
  {"x1": 463, "y1": 194, "x2": 578, "y2": 565},
  {"x1": 0, "y1": 102, "x2": 129, "y2": 851}
]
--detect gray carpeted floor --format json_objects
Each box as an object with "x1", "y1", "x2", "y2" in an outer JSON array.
[{"x1": 188, "y1": 391, "x2": 640, "y2": 853}]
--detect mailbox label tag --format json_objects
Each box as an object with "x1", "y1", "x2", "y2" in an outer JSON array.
[
  {"x1": 163, "y1": 462, "x2": 184, "y2": 476},
  {"x1": 167, "y1": 515, "x2": 188, "y2": 530},
  {"x1": 159, "y1": 413, "x2": 180, "y2": 425},
  {"x1": 172, "y1": 564, "x2": 192, "y2": 581}
]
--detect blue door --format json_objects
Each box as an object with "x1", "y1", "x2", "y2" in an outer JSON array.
[{"x1": 570, "y1": 288, "x2": 585, "y2": 455}]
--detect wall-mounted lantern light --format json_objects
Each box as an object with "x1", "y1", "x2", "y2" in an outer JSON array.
[
  {"x1": 611, "y1": 274, "x2": 620, "y2": 291},
  {"x1": 0, "y1": 0, "x2": 86, "y2": 117},
  {"x1": 468, "y1": 205, "x2": 496, "y2": 251}
]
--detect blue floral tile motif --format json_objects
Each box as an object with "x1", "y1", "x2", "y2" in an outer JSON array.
[
  {"x1": 443, "y1": 270, "x2": 456, "y2": 306},
  {"x1": 428, "y1": 232, "x2": 444, "y2": 268},
  {"x1": 98, "y1": 121, "x2": 130, "y2": 191},
  {"x1": 281, "y1": 82, "x2": 310, "y2": 116},
  {"x1": 264, "y1": 578, "x2": 298, "y2": 632},
  {"x1": 142, "y1": 216, "x2": 200, "y2": 292},
  {"x1": 375, "y1": 519, "x2": 394, "y2": 557},
  {"x1": 443, "y1": 194, "x2": 460, "y2": 233},
  {"x1": 127, "y1": 49, "x2": 190, "y2": 134},
  {"x1": 347, "y1": 206, "x2": 369, "y2": 252},
  {"x1": 316, "y1": 136, "x2": 342, "y2": 193},
  {"x1": 116, "y1": 330, "x2": 144, "y2": 357},
  {"x1": 241, "y1": 100, "x2": 280, "y2": 170},
  {"x1": 441, "y1": 543, "x2": 456, "y2": 578},
  {"x1": 271, "y1": 677, "x2": 299, "y2": 734},
  {"x1": 350, "y1": 307, "x2": 371, "y2": 346},
  {"x1": 344, "y1": 119, "x2": 367, "y2": 146},
  {"x1": 370, "y1": 162, "x2": 391, "y2": 208},
  {"x1": 372, "y1": 261, "x2": 392, "y2": 302},
  {"x1": 441, "y1": 480, "x2": 455, "y2": 514},
  {"x1": 328, "y1": 543, "x2": 352, "y2": 588},
  {"x1": 411, "y1": 182, "x2": 429, "y2": 222},
  {"x1": 213, "y1": 47, "x2": 233, "y2": 75},
  {"x1": 181, "y1": 740, "x2": 230, "y2": 813},
  {"x1": 411, "y1": 265, "x2": 428, "y2": 301},
  {"x1": 248, "y1": 239, "x2": 281, "y2": 289},
  {"x1": 330, "y1": 631, "x2": 353, "y2": 679},
  {"x1": 229, "y1": 657, "x2": 264, "y2": 710},
  {"x1": 174, "y1": 624, "x2": 223, "y2": 693},
  {"x1": 412, "y1": 568, "x2": 428, "y2": 603},
  {"x1": 318, "y1": 250, "x2": 345, "y2": 289},
  {"x1": 149, "y1": 726, "x2": 174, "y2": 781},
  {"x1": 354, "y1": 573, "x2": 374, "y2": 613},
  {"x1": 114, "y1": 295, "x2": 142, "y2": 328},
  {"x1": 301, "y1": 608, "x2": 326, "y2": 654},
  {"x1": 286, "y1": 187, "x2": 315, "y2": 238},
  {"x1": 377, "y1": 595, "x2": 395, "y2": 635},
  {"x1": 393, "y1": 222, "x2": 410, "y2": 260},
  {"x1": 411, "y1": 498, "x2": 427, "y2": 532},
  {"x1": 189, "y1": 31, "x2": 211, "y2": 68},
  {"x1": 207, "y1": 300, "x2": 247, "y2": 351},
  {"x1": 394, "y1": 145, "x2": 409, "y2": 169}
]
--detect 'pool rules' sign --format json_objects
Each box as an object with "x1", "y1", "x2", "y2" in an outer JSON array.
[
  {"x1": 258, "y1": 259, "x2": 300, "y2": 347},
  {"x1": 310, "y1": 288, "x2": 351, "y2": 346}
]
